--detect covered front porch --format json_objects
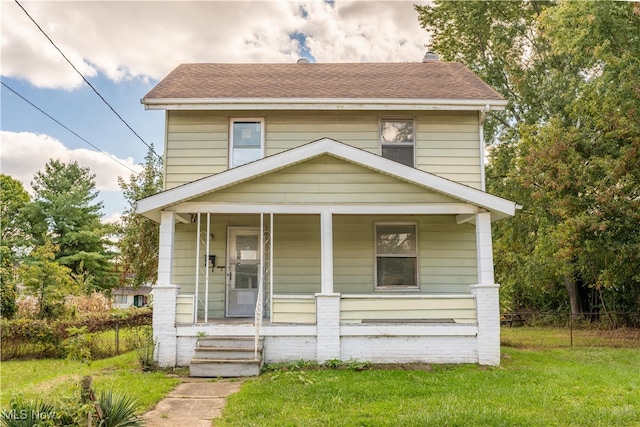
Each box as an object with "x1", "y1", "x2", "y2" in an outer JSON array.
[
  {"x1": 152, "y1": 207, "x2": 499, "y2": 367},
  {"x1": 138, "y1": 139, "x2": 516, "y2": 368}
]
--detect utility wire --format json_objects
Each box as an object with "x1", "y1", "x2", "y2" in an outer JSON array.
[
  {"x1": 1, "y1": 80, "x2": 139, "y2": 175},
  {"x1": 14, "y1": 0, "x2": 162, "y2": 161}
]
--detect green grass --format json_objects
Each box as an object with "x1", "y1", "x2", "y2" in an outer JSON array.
[
  {"x1": 217, "y1": 347, "x2": 640, "y2": 427},
  {"x1": 0, "y1": 351, "x2": 179, "y2": 413},
  {"x1": 501, "y1": 326, "x2": 640, "y2": 348}
]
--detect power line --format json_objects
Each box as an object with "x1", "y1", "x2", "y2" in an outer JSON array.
[
  {"x1": 1, "y1": 80, "x2": 139, "y2": 175},
  {"x1": 14, "y1": 0, "x2": 162, "y2": 161}
]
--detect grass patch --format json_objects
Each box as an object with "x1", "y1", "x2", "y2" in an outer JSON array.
[
  {"x1": 0, "y1": 351, "x2": 179, "y2": 413},
  {"x1": 501, "y1": 326, "x2": 640, "y2": 348},
  {"x1": 217, "y1": 347, "x2": 640, "y2": 427}
]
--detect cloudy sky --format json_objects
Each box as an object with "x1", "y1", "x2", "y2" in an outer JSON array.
[{"x1": 1, "y1": 0, "x2": 432, "y2": 222}]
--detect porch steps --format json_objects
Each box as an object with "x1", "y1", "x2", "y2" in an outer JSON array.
[{"x1": 189, "y1": 336, "x2": 264, "y2": 378}]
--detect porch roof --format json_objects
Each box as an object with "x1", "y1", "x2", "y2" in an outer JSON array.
[{"x1": 136, "y1": 138, "x2": 518, "y2": 222}]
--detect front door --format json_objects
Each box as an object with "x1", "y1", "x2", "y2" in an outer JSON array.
[{"x1": 226, "y1": 227, "x2": 260, "y2": 317}]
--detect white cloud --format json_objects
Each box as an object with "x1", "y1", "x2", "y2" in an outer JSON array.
[
  {"x1": 0, "y1": 131, "x2": 142, "y2": 193},
  {"x1": 102, "y1": 211, "x2": 123, "y2": 225},
  {"x1": 301, "y1": 1, "x2": 429, "y2": 63},
  {"x1": 1, "y1": 1, "x2": 432, "y2": 89}
]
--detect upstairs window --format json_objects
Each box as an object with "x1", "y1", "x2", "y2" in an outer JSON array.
[
  {"x1": 375, "y1": 223, "x2": 418, "y2": 289},
  {"x1": 230, "y1": 118, "x2": 264, "y2": 168},
  {"x1": 380, "y1": 118, "x2": 415, "y2": 167}
]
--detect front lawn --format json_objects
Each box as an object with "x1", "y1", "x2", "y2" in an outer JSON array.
[
  {"x1": 218, "y1": 347, "x2": 640, "y2": 426},
  {"x1": 0, "y1": 351, "x2": 179, "y2": 412}
]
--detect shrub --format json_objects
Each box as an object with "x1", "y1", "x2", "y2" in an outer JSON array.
[
  {"x1": 0, "y1": 308, "x2": 152, "y2": 360},
  {"x1": 97, "y1": 390, "x2": 144, "y2": 427},
  {"x1": 66, "y1": 293, "x2": 111, "y2": 316},
  {"x1": 0, "y1": 395, "x2": 64, "y2": 427},
  {"x1": 133, "y1": 326, "x2": 157, "y2": 371},
  {"x1": 64, "y1": 327, "x2": 92, "y2": 364}
]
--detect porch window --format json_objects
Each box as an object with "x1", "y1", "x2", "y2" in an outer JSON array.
[
  {"x1": 380, "y1": 118, "x2": 415, "y2": 167},
  {"x1": 375, "y1": 223, "x2": 418, "y2": 288},
  {"x1": 230, "y1": 118, "x2": 264, "y2": 168}
]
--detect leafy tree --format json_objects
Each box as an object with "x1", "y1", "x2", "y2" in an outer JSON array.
[
  {"x1": 1, "y1": 174, "x2": 32, "y2": 255},
  {"x1": 416, "y1": 1, "x2": 640, "y2": 318},
  {"x1": 23, "y1": 159, "x2": 116, "y2": 291},
  {"x1": 117, "y1": 146, "x2": 163, "y2": 287},
  {"x1": 0, "y1": 174, "x2": 31, "y2": 318},
  {"x1": 18, "y1": 240, "x2": 77, "y2": 319}
]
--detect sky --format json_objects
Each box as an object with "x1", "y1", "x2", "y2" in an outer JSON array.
[{"x1": 1, "y1": 0, "x2": 432, "y2": 223}]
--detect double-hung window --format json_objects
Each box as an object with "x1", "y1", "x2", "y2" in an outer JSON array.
[
  {"x1": 375, "y1": 223, "x2": 418, "y2": 288},
  {"x1": 380, "y1": 118, "x2": 415, "y2": 167},
  {"x1": 229, "y1": 118, "x2": 264, "y2": 168}
]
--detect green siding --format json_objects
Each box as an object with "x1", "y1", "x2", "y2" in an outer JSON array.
[
  {"x1": 164, "y1": 110, "x2": 481, "y2": 190},
  {"x1": 333, "y1": 215, "x2": 477, "y2": 294},
  {"x1": 172, "y1": 213, "x2": 477, "y2": 319},
  {"x1": 192, "y1": 155, "x2": 460, "y2": 205},
  {"x1": 340, "y1": 296, "x2": 477, "y2": 323}
]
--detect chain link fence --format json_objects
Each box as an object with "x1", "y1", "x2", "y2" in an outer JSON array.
[{"x1": 500, "y1": 312, "x2": 640, "y2": 349}]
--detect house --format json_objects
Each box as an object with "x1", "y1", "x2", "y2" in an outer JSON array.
[
  {"x1": 136, "y1": 59, "x2": 518, "y2": 375},
  {"x1": 111, "y1": 286, "x2": 152, "y2": 309}
]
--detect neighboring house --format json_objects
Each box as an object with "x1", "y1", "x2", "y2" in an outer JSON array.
[
  {"x1": 111, "y1": 286, "x2": 152, "y2": 309},
  {"x1": 136, "y1": 58, "x2": 518, "y2": 374}
]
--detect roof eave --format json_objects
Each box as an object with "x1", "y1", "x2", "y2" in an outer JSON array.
[{"x1": 140, "y1": 97, "x2": 508, "y2": 111}]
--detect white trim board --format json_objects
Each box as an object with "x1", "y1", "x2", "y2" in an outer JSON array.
[{"x1": 142, "y1": 97, "x2": 508, "y2": 111}]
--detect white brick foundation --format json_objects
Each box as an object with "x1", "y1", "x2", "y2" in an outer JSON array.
[
  {"x1": 315, "y1": 293, "x2": 341, "y2": 361},
  {"x1": 471, "y1": 284, "x2": 501, "y2": 365},
  {"x1": 151, "y1": 284, "x2": 179, "y2": 367}
]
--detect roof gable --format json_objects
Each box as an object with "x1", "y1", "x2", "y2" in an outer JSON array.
[
  {"x1": 190, "y1": 154, "x2": 461, "y2": 206},
  {"x1": 136, "y1": 138, "x2": 517, "y2": 222}
]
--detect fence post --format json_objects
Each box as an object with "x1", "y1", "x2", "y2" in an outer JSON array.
[
  {"x1": 115, "y1": 321, "x2": 120, "y2": 355},
  {"x1": 569, "y1": 313, "x2": 573, "y2": 347}
]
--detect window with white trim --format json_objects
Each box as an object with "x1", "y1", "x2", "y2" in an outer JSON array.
[
  {"x1": 380, "y1": 118, "x2": 415, "y2": 167},
  {"x1": 230, "y1": 118, "x2": 264, "y2": 168},
  {"x1": 375, "y1": 223, "x2": 418, "y2": 288}
]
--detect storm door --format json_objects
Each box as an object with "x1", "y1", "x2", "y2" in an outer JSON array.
[{"x1": 226, "y1": 227, "x2": 260, "y2": 317}]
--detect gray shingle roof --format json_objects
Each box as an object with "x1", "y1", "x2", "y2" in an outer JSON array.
[{"x1": 143, "y1": 62, "x2": 504, "y2": 101}]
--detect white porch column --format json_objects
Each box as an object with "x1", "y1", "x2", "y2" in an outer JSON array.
[
  {"x1": 475, "y1": 212, "x2": 495, "y2": 285},
  {"x1": 316, "y1": 211, "x2": 340, "y2": 361},
  {"x1": 472, "y1": 211, "x2": 500, "y2": 365},
  {"x1": 320, "y1": 211, "x2": 334, "y2": 294},
  {"x1": 153, "y1": 211, "x2": 179, "y2": 367}
]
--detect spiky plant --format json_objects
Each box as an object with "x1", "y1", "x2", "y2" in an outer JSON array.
[
  {"x1": 97, "y1": 391, "x2": 144, "y2": 427},
  {"x1": 0, "y1": 396, "x2": 58, "y2": 427}
]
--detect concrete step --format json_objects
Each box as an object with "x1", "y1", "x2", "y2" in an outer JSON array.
[
  {"x1": 194, "y1": 347, "x2": 261, "y2": 360},
  {"x1": 197, "y1": 336, "x2": 263, "y2": 350},
  {"x1": 190, "y1": 359, "x2": 262, "y2": 377}
]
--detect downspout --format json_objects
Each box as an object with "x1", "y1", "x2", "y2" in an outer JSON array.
[{"x1": 479, "y1": 104, "x2": 490, "y2": 192}]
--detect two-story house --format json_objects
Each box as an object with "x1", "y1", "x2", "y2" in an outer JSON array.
[{"x1": 136, "y1": 59, "x2": 518, "y2": 376}]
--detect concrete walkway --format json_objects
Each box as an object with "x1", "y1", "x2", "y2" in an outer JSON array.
[{"x1": 141, "y1": 379, "x2": 243, "y2": 427}]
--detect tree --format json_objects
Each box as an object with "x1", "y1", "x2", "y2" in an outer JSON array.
[
  {"x1": 1, "y1": 174, "x2": 32, "y2": 255},
  {"x1": 117, "y1": 146, "x2": 163, "y2": 287},
  {"x1": 18, "y1": 240, "x2": 77, "y2": 319},
  {"x1": 416, "y1": 1, "x2": 640, "y2": 318},
  {"x1": 23, "y1": 159, "x2": 116, "y2": 291},
  {"x1": 0, "y1": 174, "x2": 31, "y2": 318}
]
